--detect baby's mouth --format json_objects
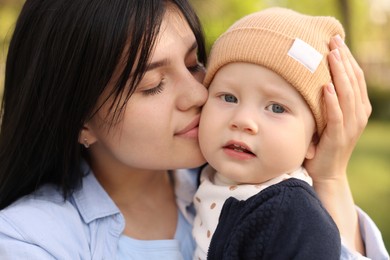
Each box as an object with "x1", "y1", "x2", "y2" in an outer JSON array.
[{"x1": 224, "y1": 144, "x2": 255, "y2": 156}]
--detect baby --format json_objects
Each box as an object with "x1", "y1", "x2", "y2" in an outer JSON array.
[{"x1": 194, "y1": 7, "x2": 344, "y2": 260}]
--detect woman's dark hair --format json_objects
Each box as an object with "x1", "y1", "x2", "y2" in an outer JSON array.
[{"x1": 0, "y1": 0, "x2": 206, "y2": 209}]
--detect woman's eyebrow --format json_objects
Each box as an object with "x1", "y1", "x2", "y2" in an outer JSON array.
[
  {"x1": 145, "y1": 41, "x2": 198, "y2": 72},
  {"x1": 146, "y1": 59, "x2": 170, "y2": 72},
  {"x1": 186, "y1": 41, "x2": 198, "y2": 57}
]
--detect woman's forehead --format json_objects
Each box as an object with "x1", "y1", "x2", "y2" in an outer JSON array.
[{"x1": 160, "y1": 4, "x2": 192, "y2": 39}]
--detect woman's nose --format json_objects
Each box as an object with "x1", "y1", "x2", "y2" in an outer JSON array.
[{"x1": 177, "y1": 72, "x2": 208, "y2": 111}]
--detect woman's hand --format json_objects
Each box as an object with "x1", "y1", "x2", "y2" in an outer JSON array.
[
  {"x1": 304, "y1": 35, "x2": 370, "y2": 255},
  {"x1": 305, "y1": 35, "x2": 371, "y2": 181}
]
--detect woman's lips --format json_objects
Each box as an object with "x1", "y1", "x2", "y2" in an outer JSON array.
[{"x1": 175, "y1": 116, "x2": 200, "y2": 138}]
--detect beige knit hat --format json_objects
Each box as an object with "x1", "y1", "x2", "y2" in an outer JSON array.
[{"x1": 204, "y1": 7, "x2": 345, "y2": 135}]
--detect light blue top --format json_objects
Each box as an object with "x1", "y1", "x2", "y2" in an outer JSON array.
[
  {"x1": 0, "y1": 162, "x2": 388, "y2": 259},
  {"x1": 117, "y1": 208, "x2": 194, "y2": 260}
]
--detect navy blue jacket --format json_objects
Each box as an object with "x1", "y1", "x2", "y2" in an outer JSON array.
[{"x1": 208, "y1": 178, "x2": 341, "y2": 260}]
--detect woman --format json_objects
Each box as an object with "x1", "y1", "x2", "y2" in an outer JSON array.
[{"x1": 0, "y1": 0, "x2": 387, "y2": 259}]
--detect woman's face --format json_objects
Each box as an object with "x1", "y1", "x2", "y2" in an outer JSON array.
[{"x1": 85, "y1": 7, "x2": 207, "y2": 173}]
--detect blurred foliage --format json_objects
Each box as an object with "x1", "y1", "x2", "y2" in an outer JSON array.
[
  {"x1": 191, "y1": 0, "x2": 266, "y2": 53},
  {"x1": 369, "y1": 86, "x2": 390, "y2": 120},
  {"x1": 0, "y1": 3, "x2": 22, "y2": 100},
  {"x1": 349, "y1": 120, "x2": 390, "y2": 252},
  {"x1": 192, "y1": 0, "x2": 367, "y2": 53}
]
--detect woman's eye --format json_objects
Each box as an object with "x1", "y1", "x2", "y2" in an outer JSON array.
[
  {"x1": 220, "y1": 94, "x2": 238, "y2": 103},
  {"x1": 188, "y1": 63, "x2": 205, "y2": 73},
  {"x1": 266, "y1": 103, "x2": 285, "y2": 113},
  {"x1": 142, "y1": 83, "x2": 164, "y2": 96}
]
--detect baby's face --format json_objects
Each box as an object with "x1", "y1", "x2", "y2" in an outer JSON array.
[{"x1": 199, "y1": 62, "x2": 316, "y2": 184}]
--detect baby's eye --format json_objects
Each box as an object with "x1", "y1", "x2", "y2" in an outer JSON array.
[
  {"x1": 220, "y1": 94, "x2": 238, "y2": 103},
  {"x1": 266, "y1": 103, "x2": 285, "y2": 113}
]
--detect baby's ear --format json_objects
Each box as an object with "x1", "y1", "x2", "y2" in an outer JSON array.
[{"x1": 305, "y1": 133, "x2": 319, "y2": 160}]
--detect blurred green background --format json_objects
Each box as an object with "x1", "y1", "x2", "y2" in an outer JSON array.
[{"x1": 1, "y1": 0, "x2": 389, "y2": 253}]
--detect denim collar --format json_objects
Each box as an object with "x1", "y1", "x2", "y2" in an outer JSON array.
[{"x1": 72, "y1": 161, "x2": 121, "y2": 224}]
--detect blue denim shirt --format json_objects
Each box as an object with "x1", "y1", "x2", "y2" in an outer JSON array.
[{"x1": 0, "y1": 163, "x2": 388, "y2": 259}]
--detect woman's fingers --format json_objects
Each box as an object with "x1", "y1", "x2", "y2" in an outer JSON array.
[
  {"x1": 343, "y1": 41, "x2": 372, "y2": 117},
  {"x1": 331, "y1": 36, "x2": 360, "y2": 102},
  {"x1": 329, "y1": 39, "x2": 355, "y2": 122},
  {"x1": 323, "y1": 83, "x2": 343, "y2": 140},
  {"x1": 329, "y1": 36, "x2": 371, "y2": 126},
  {"x1": 327, "y1": 47, "x2": 354, "y2": 131}
]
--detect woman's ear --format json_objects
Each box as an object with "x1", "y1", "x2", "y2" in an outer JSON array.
[
  {"x1": 305, "y1": 133, "x2": 319, "y2": 160},
  {"x1": 79, "y1": 123, "x2": 98, "y2": 148}
]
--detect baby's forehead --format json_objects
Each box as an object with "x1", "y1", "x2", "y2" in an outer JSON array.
[{"x1": 211, "y1": 62, "x2": 308, "y2": 100}]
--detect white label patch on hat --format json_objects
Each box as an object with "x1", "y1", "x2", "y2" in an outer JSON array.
[{"x1": 287, "y1": 38, "x2": 323, "y2": 73}]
